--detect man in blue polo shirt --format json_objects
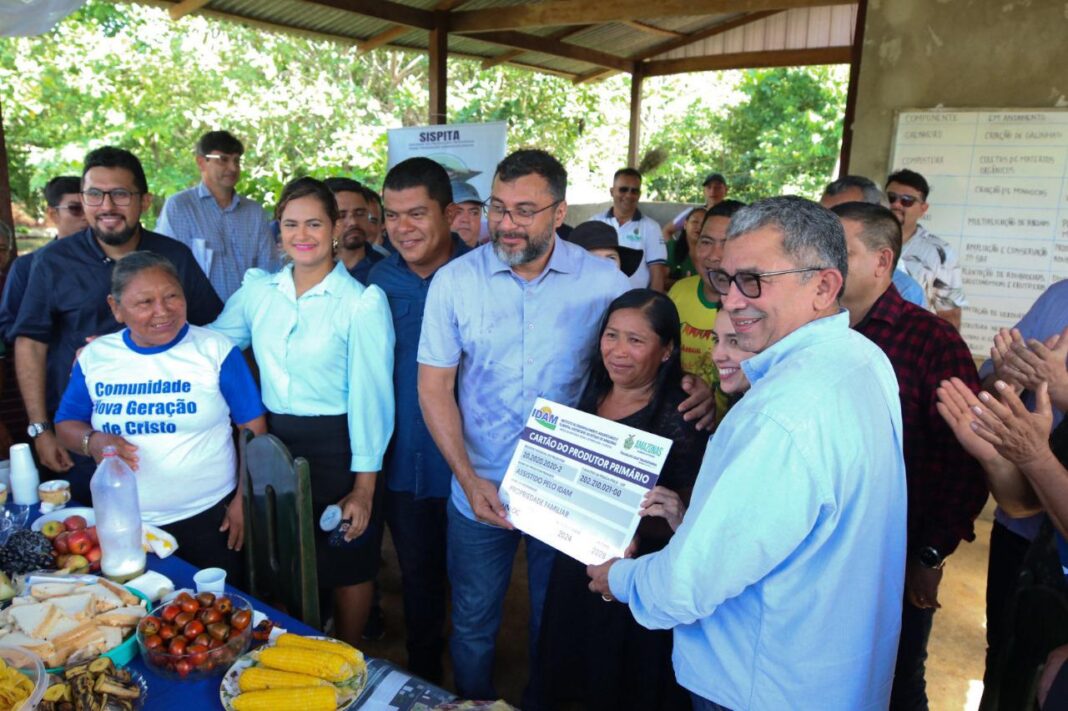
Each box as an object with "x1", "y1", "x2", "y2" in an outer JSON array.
[
  {"x1": 11, "y1": 146, "x2": 222, "y2": 502},
  {"x1": 367, "y1": 157, "x2": 468, "y2": 684},
  {"x1": 156, "y1": 130, "x2": 277, "y2": 300}
]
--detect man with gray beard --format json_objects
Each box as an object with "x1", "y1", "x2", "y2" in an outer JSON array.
[{"x1": 11, "y1": 146, "x2": 221, "y2": 502}]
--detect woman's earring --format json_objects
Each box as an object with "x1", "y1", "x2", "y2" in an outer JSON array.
[{"x1": 332, "y1": 239, "x2": 339, "y2": 250}]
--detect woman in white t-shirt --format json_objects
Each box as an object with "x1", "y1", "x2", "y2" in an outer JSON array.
[{"x1": 55, "y1": 251, "x2": 267, "y2": 575}]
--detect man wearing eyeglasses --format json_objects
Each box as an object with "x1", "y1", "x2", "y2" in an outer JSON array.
[
  {"x1": 9, "y1": 146, "x2": 222, "y2": 503},
  {"x1": 885, "y1": 169, "x2": 966, "y2": 330},
  {"x1": 156, "y1": 131, "x2": 277, "y2": 302},
  {"x1": 324, "y1": 177, "x2": 384, "y2": 286},
  {"x1": 0, "y1": 177, "x2": 87, "y2": 343},
  {"x1": 592, "y1": 168, "x2": 667, "y2": 291},
  {"x1": 589, "y1": 196, "x2": 907, "y2": 711},
  {"x1": 832, "y1": 201, "x2": 986, "y2": 711}
]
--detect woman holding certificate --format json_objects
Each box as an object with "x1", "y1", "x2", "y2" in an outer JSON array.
[{"x1": 539, "y1": 289, "x2": 707, "y2": 711}]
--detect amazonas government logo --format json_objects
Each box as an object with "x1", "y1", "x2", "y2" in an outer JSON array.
[
  {"x1": 532, "y1": 406, "x2": 558, "y2": 430},
  {"x1": 624, "y1": 433, "x2": 663, "y2": 457}
]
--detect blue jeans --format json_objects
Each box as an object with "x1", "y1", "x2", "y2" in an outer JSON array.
[
  {"x1": 384, "y1": 489, "x2": 448, "y2": 684},
  {"x1": 446, "y1": 500, "x2": 556, "y2": 704},
  {"x1": 691, "y1": 693, "x2": 732, "y2": 711}
]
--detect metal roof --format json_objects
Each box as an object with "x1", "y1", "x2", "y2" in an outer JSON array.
[{"x1": 131, "y1": 0, "x2": 857, "y2": 81}]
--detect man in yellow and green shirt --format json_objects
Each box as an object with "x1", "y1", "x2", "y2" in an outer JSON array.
[{"x1": 668, "y1": 200, "x2": 745, "y2": 422}]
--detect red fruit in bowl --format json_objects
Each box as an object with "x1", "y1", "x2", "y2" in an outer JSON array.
[
  {"x1": 183, "y1": 620, "x2": 204, "y2": 639},
  {"x1": 207, "y1": 622, "x2": 229, "y2": 642},
  {"x1": 67, "y1": 530, "x2": 92, "y2": 555},
  {"x1": 175, "y1": 659, "x2": 192, "y2": 678},
  {"x1": 63, "y1": 515, "x2": 87, "y2": 532},
  {"x1": 140, "y1": 616, "x2": 161, "y2": 636},
  {"x1": 168, "y1": 636, "x2": 187, "y2": 656},
  {"x1": 174, "y1": 611, "x2": 193, "y2": 628},
  {"x1": 159, "y1": 625, "x2": 177, "y2": 641},
  {"x1": 85, "y1": 526, "x2": 99, "y2": 545},
  {"x1": 53, "y1": 532, "x2": 71, "y2": 555},
  {"x1": 85, "y1": 546, "x2": 102, "y2": 563},
  {"x1": 161, "y1": 604, "x2": 180, "y2": 623}
]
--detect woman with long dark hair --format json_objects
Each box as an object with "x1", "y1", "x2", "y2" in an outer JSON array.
[{"x1": 540, "y1": 288, "x2": 707, "y2": 711}]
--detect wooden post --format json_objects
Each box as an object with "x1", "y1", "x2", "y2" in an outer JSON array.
[
  {"x1": 627, "y1": 63, "x2": 644, "y2": 168},
  {"x1": 428, "y1": 11, "x2": 448, "y2": 125},
  {"x1": 837, "y1": 0, "x2": 868, "y2": 176},
  {"x1": 0, "y1": 95, "x2": 13, "y2": 240}
]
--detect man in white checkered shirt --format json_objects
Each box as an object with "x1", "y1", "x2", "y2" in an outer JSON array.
[{"x1": 885, "y1": 168, "x2": 966, "y2": 330}]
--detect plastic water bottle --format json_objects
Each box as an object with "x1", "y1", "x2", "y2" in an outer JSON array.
[{"x1": 90, "y1": 447, "x2": 146, "y2": 582}]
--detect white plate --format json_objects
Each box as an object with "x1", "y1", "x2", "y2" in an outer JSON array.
[
  {"x1": 30, "y1": 507, "x2": 95, "y2": 532},
  {"x1": 219, "y1": 638, "x2": 366, "y2": 711}
]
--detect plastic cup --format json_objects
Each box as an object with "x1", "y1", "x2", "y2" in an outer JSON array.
[
  {"x1": 0, "y1": 460, "x2": 10, "y2": 488},
  {"x1": 193, "y1": 567, "x2": 227, "y2": 593},
  {"x1": 9, "y1": 444, "x2": 39, "y2": 505}
]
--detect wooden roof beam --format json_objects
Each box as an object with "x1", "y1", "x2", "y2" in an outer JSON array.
[
  {"x1": 449, "y1": 0, "x2": 853, "y2": 33},
  {"x1": 169, "y1": 0, "x2": 211, "y2": 20},
  {"x1": 463, "y1": 30, "x2": 632, "y2": 72},
  {"x1": 304, "y1": 0, "x2": 434, "y2": 31},
  {"x1": 480, "y1": 24, "x2": 592, "y2": 69},
  {"x1": 572, "y1": 68, "x2": 619, "y2": 85},
  {"x1": 621, "y1": 20, "x2": 685, "y2": 39},
  {"x1": 357, "y1": 25, "x2": 410, "y2": 55},
  {"x1": 643, "y1": 46, "x2": 851, "y2": 76}
]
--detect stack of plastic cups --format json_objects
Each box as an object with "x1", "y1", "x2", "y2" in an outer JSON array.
[{"x1": 9, "y1": 444, "x2": 40, "y2": 506}]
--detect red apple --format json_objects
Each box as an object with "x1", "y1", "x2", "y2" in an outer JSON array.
[
  {"x1": 85, "y1": 546, "x2": 102, "y2": 563},
  {"x1": 85, "y1": 526, "x2": 99, "y2": 545},
  {"x1": 63, "y1": 515, "x2": 88, "y2": 532},
  {"x1": 67, "y1": 530, "x2": 92, "y2": 556},
  {"x1": 53, "y1": 531, "x2": 71, "y2": 555}
]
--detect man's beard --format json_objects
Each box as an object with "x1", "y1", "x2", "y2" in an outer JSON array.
[
  {"x1": 91, "y1": 221, "x2": 139, "y2": 246},
  {"x1": 492, "y1": 228, "x2": 552, "y2": 267},
  {"x1": 341, "y1": 227, "x2": 367, "y2": 251}
]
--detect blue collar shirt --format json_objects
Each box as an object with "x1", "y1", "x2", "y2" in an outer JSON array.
[
  {"x1": 156, "y1": 182, "x2": 279, "y2": 301},
  {"x1": 369, "y1": 234, "x2": 469, "y2": 499},
  {"x1": 609, "y1": 311, "x2": 907, "y2": 710},
  {"x1": 418, "y1": 237, "x2": 630, "y2": 521}
]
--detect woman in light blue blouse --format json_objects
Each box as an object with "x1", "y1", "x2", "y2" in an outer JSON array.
[{"x1": 210, "y1": 177, "x2": 395, "y2": 646}]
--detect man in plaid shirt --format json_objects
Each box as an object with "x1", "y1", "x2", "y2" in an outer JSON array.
[{"x1": 833, "y1": 202, "x2": 988, "y2": 710}]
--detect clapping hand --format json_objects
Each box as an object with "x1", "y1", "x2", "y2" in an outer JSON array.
[
  {"x1": 969, "y1": 380, "x2": 1054, "y2": 469},
  {"x1": 1002, "y1": 325, "x2": 1068, "y2": 411}
]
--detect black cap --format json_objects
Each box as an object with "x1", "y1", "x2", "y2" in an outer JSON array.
[
  {"x1": 566, "y1": 221, "x2": 643, "y2": 277},
  {"x1": 702, "y1": 172, "x2": 727, "y2": 186}
]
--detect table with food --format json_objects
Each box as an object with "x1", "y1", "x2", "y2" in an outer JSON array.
[{"x1": 0, "y1": 503, "x2": 458, "y2": 711}]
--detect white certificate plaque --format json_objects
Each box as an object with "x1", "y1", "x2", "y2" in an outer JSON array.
[{"x1": 499, "y1": 398, "x2": 672, "y2": 565}]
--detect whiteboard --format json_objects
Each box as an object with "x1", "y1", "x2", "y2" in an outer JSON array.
[{"x1": 889, "y1": 109, "x2": 1068, "y2": 356}]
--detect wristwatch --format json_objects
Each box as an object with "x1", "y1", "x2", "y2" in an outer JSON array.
[
  {"x1": 26, "y1": 421, "x2": 52, "y2": 439},
  {"x1": 918, "y1": 546, "x2": 944, "y2": 570}
]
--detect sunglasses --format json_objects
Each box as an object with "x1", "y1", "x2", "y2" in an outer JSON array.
[
  {"x1": 615, "y1": 186, "x2": 641, "y2": 195},
  {"x1": 56, "y1": 203, "x2": 85, "y2": 216},
  {"x1": 707, "y1": 267, "x2": 826, "y2": 298},
  {"x1": 886, "y1": 191, "x2": 921, "y2": 208}
]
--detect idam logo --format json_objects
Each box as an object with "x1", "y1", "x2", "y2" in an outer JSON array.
[{"x1": 532, "y1": 406, "x2": 558, "y2": 430}]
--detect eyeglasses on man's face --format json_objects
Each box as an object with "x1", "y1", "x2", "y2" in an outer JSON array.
[
  {"x1": 81, "y1": 189, "x2": 141, "y2": 207},
  {"x1": 707, "y1": 267, "x2": 827, "y2": 298},
  {"x1": 614, "y1": 186, "x2": 640, "y2": 196},
  {"x1": 55, "y1": 202, "x2": 85, "y2": 216},
  {"x1": 886, "y1": 191, "x2": 921, "y2": 208},
  {"x1": 483, "y1": 199, "x2": 561, "y2": 227}
]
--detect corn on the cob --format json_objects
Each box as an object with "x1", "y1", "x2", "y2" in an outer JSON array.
[
  {"x1": 232, "y1": 686, "x2": 337, "y2": 711},
  {"x1": 259, "y1": 646, "x2": 354, "y2": 682},
  {"x1": 276, "y1": 634, "x2": 365, "y2": 669},
  {"x1": 238, "y1": 666, "x2": 330, "y2": 692}
]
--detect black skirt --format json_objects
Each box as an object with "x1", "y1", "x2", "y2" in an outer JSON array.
[{"x1": 266, "y1": 412, "x2": 381, "y2": 588}]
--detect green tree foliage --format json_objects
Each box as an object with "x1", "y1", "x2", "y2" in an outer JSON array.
[{"x1": 641, "y1": 66, "x2": 848, "y2": 204}]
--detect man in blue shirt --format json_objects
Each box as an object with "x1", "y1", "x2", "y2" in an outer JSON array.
[
  {"x1": 324, "y1": 177, "x2": 384, "y2": 286},
  {"x1": 368, "y1": 157, "x2": 468, "y2": 684},
  {"x1": 0, "y1": 176, "x2": 87, "y2": 342},
  {"x1": 11, "y1": 147, "x2": 222, "y2": 504},
  {"x1": 590, "y1": 196, "x2": 908, "y2": 711},
  {"x1": 417, "y1": 149, "x2": 632, "y2": 706},
  {"x1": 156, "y1": 130, "x2": 276, "y2": 301}
]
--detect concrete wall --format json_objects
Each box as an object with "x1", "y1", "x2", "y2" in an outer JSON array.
[{"x1": 850, "y1": 0, "x2": 1068, "y2": 181}]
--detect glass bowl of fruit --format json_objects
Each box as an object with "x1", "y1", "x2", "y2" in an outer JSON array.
[{"x1": 136, "y1": 592, "x2": 253, "y2": 680}]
